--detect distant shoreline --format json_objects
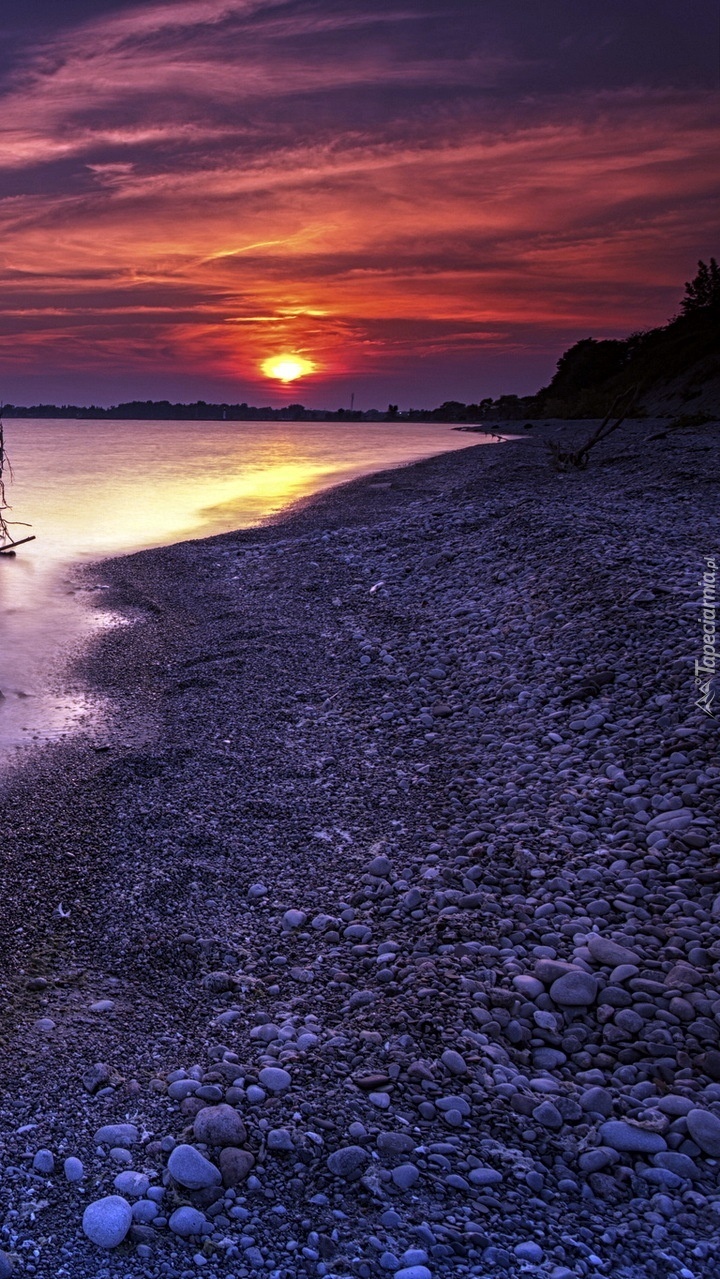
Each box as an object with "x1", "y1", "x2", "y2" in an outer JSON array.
[
  {"x1": 0, "y1": 401, "x2": 655, "y2": 425},
  {"x1": 1, "y1": 401, "x2": 506, "y2": 424}
]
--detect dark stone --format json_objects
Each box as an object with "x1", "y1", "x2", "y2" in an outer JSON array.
[
  {"x1": 588, "y1": 1172, "x2": 623, "y2": 1201},
  {"x1": 82, "y1": 1062, "x2": 111, "y2": 1094},
  {"x1": 699, "y1": 1050, "x2": 720, "y2": 1081},
  {"x1": 354, "y1": 1074, "x2": 392, "y2": 1091},
  {"x1": 219, "y1": 1147, "x2": 255, "y2": 1187}
]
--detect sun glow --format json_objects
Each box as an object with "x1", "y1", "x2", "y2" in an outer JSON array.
[{"x1": 261, "y1": 354, "x2": 315, "y2": 383}]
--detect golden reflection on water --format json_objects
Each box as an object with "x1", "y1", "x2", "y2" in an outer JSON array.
[{"x1": 0, "y1": 419, "x2": 491, "y2": 753}]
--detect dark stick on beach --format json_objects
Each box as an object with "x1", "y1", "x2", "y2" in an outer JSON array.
[
  {"x1": 0, "y1": 418, "x2": 718, "y2": 1273},
  {"x1": 545, "y1": 386, "x2": 639, "y2": 470}
]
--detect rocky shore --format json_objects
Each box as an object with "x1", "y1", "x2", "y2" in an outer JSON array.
[{"x1": 0, "y1": 418, "x2": 718, "y2": 1279}]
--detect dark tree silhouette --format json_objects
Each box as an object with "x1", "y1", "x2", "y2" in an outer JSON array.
[
  {"x1": 544, "y1": 337, "x2": 629, "y2": 398},
  {"x1": 681, "y1": 258, "x2": 720, "y2": 313}
]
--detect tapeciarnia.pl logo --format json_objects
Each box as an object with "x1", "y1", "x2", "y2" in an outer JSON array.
[{"x1": 696, "y1": 555, "x2": 718, "y2": 718}]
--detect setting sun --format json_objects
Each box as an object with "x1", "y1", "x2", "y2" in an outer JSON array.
[{"x1": 261, "y1": 355, "x2": 315, "y2": 383}]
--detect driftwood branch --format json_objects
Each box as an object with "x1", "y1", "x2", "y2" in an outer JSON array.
[
  {"x1": 0, "y1": 416, "x2": 13, "y2": 544},
  {"x1": 546, "y1": 386, "x2": 639, "y2": 471},
  {"x1": 0, "y1": 534, "x2": 36, "y2": 554},
  {"x1": 0, "y1": 411, "x2": 34, "y2": 549}
]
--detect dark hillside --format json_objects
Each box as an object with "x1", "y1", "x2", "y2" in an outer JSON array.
[{"x1": 532, "y1": 258, "x2": 720, "y2": 419}]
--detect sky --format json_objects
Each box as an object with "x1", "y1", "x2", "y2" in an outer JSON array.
[{"x1": 0, "y1": 0, "x2": 718, "y2": 409}]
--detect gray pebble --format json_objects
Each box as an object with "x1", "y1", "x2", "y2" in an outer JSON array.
[
  {"x1": 327, "y1": 1145, "x2": 368, "y2": 1177},
  {"x1": 109, "y1": 1146, "x2": 132, "y2": 1166},
  {"x1": 367, "y1": 854, "x2": 392, "y2": 876},
  {"x1": 267, "y1": 1128, "x2": 294, "y2": 1151},
  {"x1": 168, "y1": 1079, "x2": 200, "y2": 1101},
  {"x1": 686, "y1": 1109, "x2": 720, "y2": 1156},
  {"x1": 599, "y1": 1121, "x2": 667, "y2": 1154},
  {"x1": 377, "y1": 1132, "x2": 415, "y2": 1156},
  {"x1": 193, "y1": 1103, "x2": 246, "y2": 1147},
  {"x1": 167, "y1": 1144, "x2": 221, "y2": 1189},
  {"x1": 113, "y1": 1170, "x2": 149, "y2": 1197},
  {"x1": 440, "y1": 1049, "x2": 466, "y2": 1075},
  {"x1": 468, "y1": 1167, "x2": 502, "y2": 1186},
  {"x1": 258, "y1": 1066, "x2": 291, "y2": 1092},
  {"x1": 436, "y1": 1095, "x2": 470, "y2": 1116},
  {"x1": 282, "y1": 909, "x2": 307, "y2": 929},
  {"x1": 94, "y1": 1123, "x2": 139, "y2": 1148},
  {"x1": 132, "y1": 1199, "x2": 159, "y2": 1223},
  {"x1": 392, "y1": 1163, "x2": 420, "y2": 1190},
  {"x1": 587, "y1": 935, "x2": 639, "y2": 966},
  {"x1": 64, "y1": 1156, "x2": 84, "y2": 1183},
  {"x1": 169, "y1": 1205, "x2": 206, "y2": 1237},
  {"x1": 515, "y1": 1242, "x2": 544, "y2": 1262},
  {"x1": 580, "y1": 1087, "x2": 613, "y2": 1116},
  {"x1": 533, "y1": 1101, "x2": 563, "y2": 1131},
  {"x1": 549, "y1": 970, "x2": 598, "y2": 1006},
  {"x1": 653, "y1": 1151, "x2": 699, "y2": 1179}
]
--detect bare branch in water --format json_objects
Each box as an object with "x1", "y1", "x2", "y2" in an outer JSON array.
[
  {"x1": 0, "y1": 413, "x2": 31, "y2": 545},
  {"x1": 0, "y1": 416, "x2": 12, "y2": 543}
]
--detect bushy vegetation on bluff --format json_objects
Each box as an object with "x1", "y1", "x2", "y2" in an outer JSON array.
[{"x1": 492, "y1": 258, "x2": 720, "y2": 420}]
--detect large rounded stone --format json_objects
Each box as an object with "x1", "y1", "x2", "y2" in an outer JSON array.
[
  {"x1": 167, "y1": 1144, "x2": 221, "y2": 1190},
  {"x1": 599, "y1": 1121, "x2": 667, "y2": 1154},
  {"x1": 550, "y1": 970, "x2": 598, "y2": 1006},
  {"x1": 0, "y1": 1252, "x2": 13, "y2": 1278},
  {"x1": 219, "y1": 1147, "x2": 255, "y2": 1186},
  {"x1": 82, "y1": 1195, "x2": 133, "y2": 1248},
  {"x1": 686, "y1": 1109, "x2": 720, "y2": 1157},
  {"x1": 193, "y1": 1104, "x2": 247, "y2": 1148},
  {"x1": 327, "y1": 1145, "x2": 368, "y2": 1177}
]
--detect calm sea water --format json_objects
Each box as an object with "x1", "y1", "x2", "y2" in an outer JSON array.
[{"x1": 0, "y1": 418, "x2": 494, "y2": 755}]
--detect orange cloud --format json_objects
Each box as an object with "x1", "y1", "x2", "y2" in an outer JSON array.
[{"x1": 0, "y1": 1, "x2": 717, "y2": 403}]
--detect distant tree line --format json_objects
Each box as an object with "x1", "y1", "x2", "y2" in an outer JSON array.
[
  {"x1": 0, "y1": 397, "x2": 508, "y2": 425},
  {"x1": 3, "y1": 260, "x2": 717, "y2": 424},
  {"x1": 1, "y1": 399, "x2": 389, "y2": 423}
]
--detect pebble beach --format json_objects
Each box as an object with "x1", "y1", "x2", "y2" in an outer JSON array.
[{"x1": 0, "y1": 418, "x2": 718, "y2": 1279}]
